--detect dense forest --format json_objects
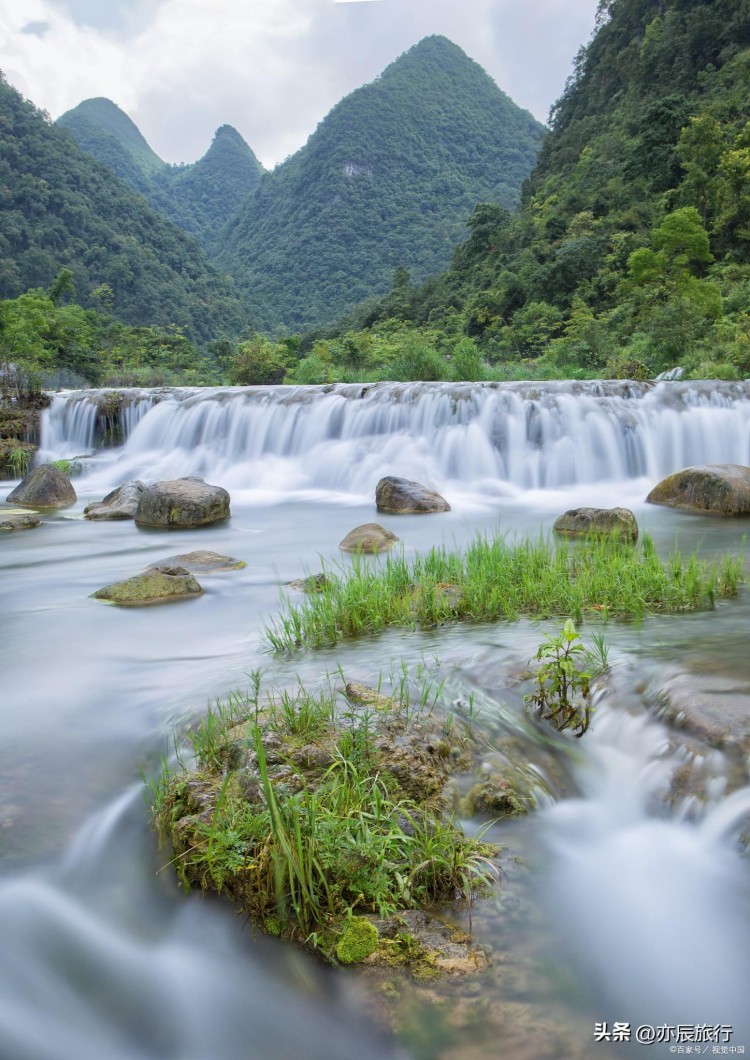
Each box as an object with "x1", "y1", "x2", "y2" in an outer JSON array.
[
  {"x1": 58, "y1": 100, "x2": 264, "y2": 250},
  {"x1": 2, "y1": 1, "x2": 749, "y2": 390},
  {"x1": 0, "y1": 75, "x2": 248, "y2": 345},
  {"x1": 287, "y1": 0, "x2": 750, "y2": 384},
  {"x1": 216, "y1": 36, "x2": 544, "y2": 332}
]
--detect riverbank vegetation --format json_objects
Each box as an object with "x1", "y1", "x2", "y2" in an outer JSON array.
[{"x1": 266, "y1": 533, "x2": 744, "y2": 652}]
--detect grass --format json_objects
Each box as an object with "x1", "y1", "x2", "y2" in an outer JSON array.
[
  {"x1": 265, "y1": 533, "x2": 744, "y2": 652},
  {"x1": 152, "y1": 674, "x2": 497, "y2": 959}
]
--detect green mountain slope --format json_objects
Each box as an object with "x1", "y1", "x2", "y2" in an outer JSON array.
[
  {"x1": 329, "y1": 0, "x2": 750, "y2": 381},
  {"x1": 0, "y1": 74, "x2": 247, "y2": 342},
  {"x1": 58, "y1": 101, "x2": 264, "y2": 248},
  {"x1": 214, "y1": 36, "x2": 545, "y2": 333}
]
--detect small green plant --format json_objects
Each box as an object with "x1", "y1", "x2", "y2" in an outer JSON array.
[
  {"x1": 525, "y1": 620, "x2": 599, "y2": 738},
  {"x1": 8, "y1": 447, "x2": 30, "y2": 477},
  {"x1": 335, "y1": 915, "x2": 379, "y2": 964},
  {"x1": 49, "y1": 458, "x2": 82, "y2": 477}
]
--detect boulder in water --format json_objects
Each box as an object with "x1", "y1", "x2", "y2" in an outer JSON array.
[
  {"x1": 6, "y1": 465, "x2": 76, "y2": 509},
  {"x1": 91, "y1": 566, "x2": 203, "y2": 606},
  {"x1": 375, "y1": 476, "x2": 450, "y2": 514},
  {"x1": 0, "y1": 509, "x2": 41, "y2": 532},
  {"x1": 149, "y1": 550, "x2": 245, "y2": 572},
  {"x1": 135, "y1": 478, "x2": 230, "y2": 528},
  {"x1": 646, "y1": 464, "x2": 750, "y2": 515},
  {"x1": 339, "y1": 523, "x2": 399, "y2": 553},
  {"x1": 84, "y1": 480, "x2": 146, "y2": 521},
  {"x1": 553, "y1": 507, "x2": 639, "y2": 541}
]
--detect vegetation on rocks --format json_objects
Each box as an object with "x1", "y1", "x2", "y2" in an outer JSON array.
[
  {"x1": 152, "y1": 675, "x2": 498, "y2": 968},
  {"x1": 266, "y1": 533, "x2": 744, "y2": 651}
]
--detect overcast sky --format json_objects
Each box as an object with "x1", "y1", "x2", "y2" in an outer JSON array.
[{"x1": 1, "y1": 0, "x2": 599, "y2": 170}]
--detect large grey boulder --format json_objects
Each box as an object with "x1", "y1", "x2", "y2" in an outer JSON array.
[
  {"x1": 6, "y1": 465, "x2": 76, "y2": 509},
  {"x1": 646, "y1": 464, "x2": 750, "y2": 515},
  {"x1": 375, "y1": 476, "x2": 450, "y2": 514},
  {"x1": 135, "y1": 478, "x2": 230, "y2": 529},
  {"x1": 0, "y1": 509, "x2": 41, "y2": 532},
  {"x1": 339, "y1": 523, "x2": 399, "y2": 553},
  {"x1": 84, "y1": 480, "x2": 145, "y2": 521},
  {"x1": 91, "y1": 566, "x2": 203, "y2": 606},
  {"x1": 553, "y1": 506, "x2": 639, "y2": 541}
]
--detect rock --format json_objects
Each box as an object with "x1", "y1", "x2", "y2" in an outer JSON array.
[
  {"x1": 286, "y1": 573, "x2": 332, "y2": 593},
  {"x1": 344, "y1": 682, "x2": 397, "y2": 712},
  {"x1": 134, "y1": 478, "x2": 230, "y2": 528},
  {"x1": 0, "y1": 509, "x2": 41, "y2": 532},
  {"x1": 6, "y1": 465, "x2": 76, "y2": 509},
  {"x1": 646, "y1": 463, "x2": 750, "y2": 515},
  {"x1": 91, "y1": 566, "x2": 203, "y2": 606},
  {"x1": 149, "y1": 550, "x2": 245, "y2": 572},
  {"x1": 649, "y1": 670, "x2": 750, "y2": 756},
  {"x1": 339, "y1": 523, "x2": 399, "y2": 553},
  {"x1": 375, "y1": 476, "x2": 450, "y2": 514},
  {"x1": 553, "y1": 506, "x2": 639, "y2": 541},
  {"x1": 83, "y1": 480, "x2": 145, "y2": 521}
]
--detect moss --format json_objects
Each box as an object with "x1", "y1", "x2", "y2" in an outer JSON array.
[{"x1": 336, "y1": 916, "x2": 379, "y2": 964}]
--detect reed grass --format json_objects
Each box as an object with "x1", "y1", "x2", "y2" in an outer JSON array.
[{"x1": 266, "y1": 533, "x2": 743, "y2": 652}]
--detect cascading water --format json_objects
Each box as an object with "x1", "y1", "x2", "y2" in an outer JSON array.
[
  {"x1": 39, "y1": 381, "x2": 750, "y2": 503},
  {"x1": 3, "y1": 379, "x2": 750, "y2": 1057}
]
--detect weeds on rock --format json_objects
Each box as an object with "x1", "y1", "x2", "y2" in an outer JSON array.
[{"x1": 524, "y1": 619, "x2": 608, "y2": 738}]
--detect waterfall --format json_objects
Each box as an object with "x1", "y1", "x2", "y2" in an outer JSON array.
[{"x1": 40, "y1": 380, "x2": 750, "y2": 500}]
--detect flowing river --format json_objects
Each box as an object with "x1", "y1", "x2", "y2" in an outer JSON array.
[{"x1": 2, "y1": 380, "x2": 750, "y2": 1059}]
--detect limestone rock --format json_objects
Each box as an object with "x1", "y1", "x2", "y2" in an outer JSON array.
[
  {"x1": 150, "y1": 550, "x2": 245, "y2": 572},
  {"x1": 375, "y1": 476, "x2": 450, "y2": 514},
  {"x1": 650, "y1": 670, "x2": 750, "y2": 755},
  {"x1": 286, "y1": 573, "x2": 332, "y2": 593},
  {"x1": 553, "y1": 506, "x2": 639, "y2": 541},
  {"x1": 91, "y1": 565, "x2": 203, "y2": 606},
  {"x1": 0, "y1": 509, "x2": 41, "y2": 532},
  {"x1": 646, "y1": 463, "x2": 750, "y2": 515},
  {"x1": 6, "y1": 465, "x2": 76, "y2": 509},
  {"x1": 339, "y1": 522, "x2": 399, "y2": 553},
  {"x1": 135, "y1": 478, "x2": 230, "y2": 528},
  {"x1": 84, "y1": 480, "x2": 145, "y2": 521}
]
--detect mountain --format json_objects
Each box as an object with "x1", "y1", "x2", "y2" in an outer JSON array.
[
  {"x1": 58, "y1": 101, "x2": 264, "y2": 248},
  {"x1": 213, "y1": 36, "x2": 545, "y2": 332},
  {"x1": 330, "y1": 0, "x2": 750, "y2": 382},
  {"x1": 0, "y1": 73, "x2": 247, "y2": 342}
]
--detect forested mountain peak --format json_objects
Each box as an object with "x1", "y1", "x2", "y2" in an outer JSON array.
[
  {"x1": 58, "y1": 97, "x2": 165, "y2": 182},
  {"x1": 214, "y1": 35, "x2": 545, "y2": 333},
  {"x1": 58, "y1": 102, "x2": 263, "y2": 249}
]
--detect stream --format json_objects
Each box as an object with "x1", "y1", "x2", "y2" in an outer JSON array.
[{"x1": 2, "y1": 380, "x2": 750, "y2": 1059}]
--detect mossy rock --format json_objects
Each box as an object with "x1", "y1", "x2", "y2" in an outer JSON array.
[
  {"x1": 336, "y1": 917, "x2": 379, "y2": 964},
  {"x1": 646, "y1": 464, "x2": 750, "y2": 515},
  {"x1": 135, "y1": 478, "x2": 230, "y2": 528},
  {"x1": 91, "y1": 566, "x2": 204, "y2": 606},
  {"x1": 150, "y1": 550, "x2": 246, "y2": 572},
  {"x1": 0, "y1": 509, "x2": 41, "y2": 532},
  {"x1": 553, "y1": 506, "x2": 638, "y2": 541},
  {"x1": 6, "y1": 464, "x2": 76, "y2": 509},
  {"x1": 375, "y1": 476, "x2": 450, "y2": 514},
  {"x1": 339, "y1": 523, "x2": 399, "y2": 553}
]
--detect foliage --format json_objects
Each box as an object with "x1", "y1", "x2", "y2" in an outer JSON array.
[
  {"x1": 154, "y1": 675, "x2": 497, "y2": 957},
  {"x1": 266, "y1": 533, "x2": 744, "y2": 651},
  {"x1": 0, "y1": 74, "x2": 247, "y2": 343},
  {"x1": 214, "y1": 36, "x2": 544, "y2": 333},
  {"x1": 524, "y1": 620, "x2": 602, "y2": 737}
]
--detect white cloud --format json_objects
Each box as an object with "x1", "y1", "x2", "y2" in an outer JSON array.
[{"x1": 0, "y1": 0, "x2": 599, "y2": 168}]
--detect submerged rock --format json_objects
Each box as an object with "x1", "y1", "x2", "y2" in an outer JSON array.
[
  {"x1": 646, "y1": 464, "x2": 750, "y2": 515},
  {"x1": 135, "y1": 478, "x2": 230, "y2": 528},
  {"x1": 150, "y1": 550, "x2": 245, "y2": 572},
  {"x1": 91, "y1": 565, "x2": 203, "y2": 605},
  {"x1": 375, "y1": 476, "x2": 450, "y2": 514},
  {"x1": 553, "y1": 506, "x2": 638, "y2": 541},
  {"x1": 649, "y1": 670, "x2": 750, "y2": 756},
  {"x1": 286, "y1": 573, "x2": 333, "y2": 593},
  {"x1": 6, "y1": 465, "x2": 76, "y2": 509},
  {"x1": 0, "y1": 509, "x2": 41, "y2": 532},
  {"x1": 339, "y1": 523, "x2": 399, "y2": 553},
  {"x1": 83, "y1": 480, "x2": 145, "y2": 521}
]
